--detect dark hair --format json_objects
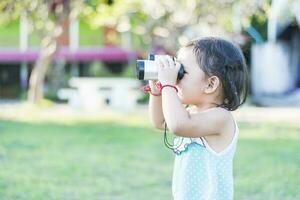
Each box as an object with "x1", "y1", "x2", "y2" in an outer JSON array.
[{"x1": 186, "y1": 37, "x2": 248, "y2": 111}]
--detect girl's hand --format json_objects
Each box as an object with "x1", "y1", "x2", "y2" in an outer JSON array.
[
  {"x1": 156, "y1": 55, "x2": 181, "y2": 85},
  {"x1": 149, "y1": 80, "x2": 161, "y2": 94}
]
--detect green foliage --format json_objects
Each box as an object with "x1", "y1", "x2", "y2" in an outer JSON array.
[
  {"x1": 248, "y1": 1, "x2": 271, "y2": 41},
  {"x1": 0, "y1": 20, "x2": 19, "y2": 46},
  {"x1": 89, "y1": 61, "x2": 113, "y2": 77},
  {"x1": 79, "y1": 20, "x2": 104, "y2": 46},
  {"x1": 81, "y1": 0, "x2": 263, "y2": 52},
  {"x1": 0, "y1": 0, "x2": 270, "y2": 51},
  {"x1": 137, "y1": 92, "x2": 149, "y2": 104},
  {"x1": 121, "y1": 63, "x2": 135, "y2": 78},
  {"x1": 88, "y1": 61, "x2": 135, "y2": 78},
  {"x1": 0, "y1": 20, "x2": 106, "y2": 47}
]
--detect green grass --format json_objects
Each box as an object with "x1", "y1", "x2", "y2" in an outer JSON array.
[{"x1": 0, "y1": 115, "x2": 300, "y2": 199}]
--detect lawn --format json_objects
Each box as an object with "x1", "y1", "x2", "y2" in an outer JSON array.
[{"x1": 0, "y1": 108, "x2": 299, "y2": 200}]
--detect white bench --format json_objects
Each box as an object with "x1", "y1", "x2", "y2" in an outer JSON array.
[{"x1": 58, "y1": 77, "x2": 142, "y2": 111}]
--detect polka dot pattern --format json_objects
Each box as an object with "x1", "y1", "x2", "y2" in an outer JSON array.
[{"x1": 172, "y1": 129, "x2": 238, "y2": 200}]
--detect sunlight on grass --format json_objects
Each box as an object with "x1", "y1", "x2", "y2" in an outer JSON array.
[
  {"x1": 238, "y1": 122, "x2": 300, "y2": 140},
  {"x1": 0, "y1": 103, "x2": 151, "y2": 127}
]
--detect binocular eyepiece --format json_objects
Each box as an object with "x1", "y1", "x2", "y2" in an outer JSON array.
[{"x1": 136, "y1": 54, "x2": 186, "y2": 81}]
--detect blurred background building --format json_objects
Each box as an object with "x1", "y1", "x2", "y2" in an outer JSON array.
[
  {"x1": 0, "y1": 0, "x2": 299, "y2": 108},
  {"x1": 251, "y1": 0, "x2": 300, "y2": 106}
]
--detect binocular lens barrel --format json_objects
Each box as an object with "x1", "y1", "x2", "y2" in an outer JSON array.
[{"x1": 136, "y1": 54, "x2": 185, "y2": 81}]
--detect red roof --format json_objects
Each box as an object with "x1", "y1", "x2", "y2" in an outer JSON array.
[{"x1": 0, "y1": 46, "x2": 139, "y2": 62}]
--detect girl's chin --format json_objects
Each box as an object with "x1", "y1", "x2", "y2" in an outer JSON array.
[
  {"x1": 178, "y1": 94, "x2": 188, "y2": 104},
  {"x1": 178, "y1": 90, "x2": 191, "y2": 104},
  {"x1": 178, "y1": 94, "x2": 196, "y2": 105}
]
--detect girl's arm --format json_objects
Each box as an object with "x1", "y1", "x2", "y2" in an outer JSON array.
[
  {"x1": 161, "y1": 87, "x2": 231, "y2": 137},
  {"x1": 148, "y1": 80, "x2": 165, "y2": 130},
  {"x1": 157, "y1": 55, "x2": 231, "y2": 138}
]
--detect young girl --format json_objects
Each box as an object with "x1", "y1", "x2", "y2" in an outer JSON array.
[{"x1": 148, "y1": 37, "x2": 248, "y2": 200}]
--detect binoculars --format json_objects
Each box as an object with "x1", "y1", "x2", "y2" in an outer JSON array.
[{"x1": 136, "y1": 54, "x2": 186, "y2": 80}]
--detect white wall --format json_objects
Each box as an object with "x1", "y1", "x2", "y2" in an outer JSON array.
[{"x1": 251, "y1": 42, "x2": 295, "y2": 96}]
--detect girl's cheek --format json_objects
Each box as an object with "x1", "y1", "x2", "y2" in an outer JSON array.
[
  {"x1": 177, "y1": 87, "x2": 184, "y2": 97},
  {"x1": 176, "y1": 81, "x2": 183, "y2": 90},
  {"x1": 177, "y1": 84, "x2": 185, "y2": 94}
]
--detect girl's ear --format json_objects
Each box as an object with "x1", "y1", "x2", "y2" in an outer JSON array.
[{"x1": 204, "y1": 76, "x2": 220, "y2": 94}]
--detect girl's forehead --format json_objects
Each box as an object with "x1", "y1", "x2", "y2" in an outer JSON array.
[
  {"x1": 177, "y1": 46, "x2": 197, "y2": 65},
  {"x1": 177, "y1": 47, "x2": 190, "y2": 58}
]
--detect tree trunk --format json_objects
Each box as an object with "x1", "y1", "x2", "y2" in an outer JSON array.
[
  {"x1": 28, "y1": 39, "x2": 56, "y2": 103},
  {"x1": 27, "y1": 0, "x2": 82, "y2": 104}
]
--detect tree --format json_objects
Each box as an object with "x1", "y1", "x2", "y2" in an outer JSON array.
[
  {"x1": 0, "y1": 0, "x2": 264, "y2": 103},
  {"x1": 0, "y1": 0, "x2": 84, "y2": 103},
  {"x1": 82, "y1": 0, "x2": 259, "y2": 55}
]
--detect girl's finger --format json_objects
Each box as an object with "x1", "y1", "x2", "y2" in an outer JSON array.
[
  {"x1": 156, "y1": 58, "x2": 164, "y2": 69},
  {"x1": 175, "y1": 61, "x2": 181, "y2": 70},
  {"x1": 166, "y1": 55, "x2": 175, "y2": 69},
  {"x1": 160, "y1": 56, "x2": 170, "y2": 68}
]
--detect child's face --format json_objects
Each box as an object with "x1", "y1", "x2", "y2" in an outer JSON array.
[{"x1": 176, "y1": 47, "x2": 207, "y2": 105}]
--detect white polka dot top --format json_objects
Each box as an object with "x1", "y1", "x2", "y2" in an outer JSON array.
[{"x1": 172, "y1": 117, "x2": 239, "y2": 200}]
